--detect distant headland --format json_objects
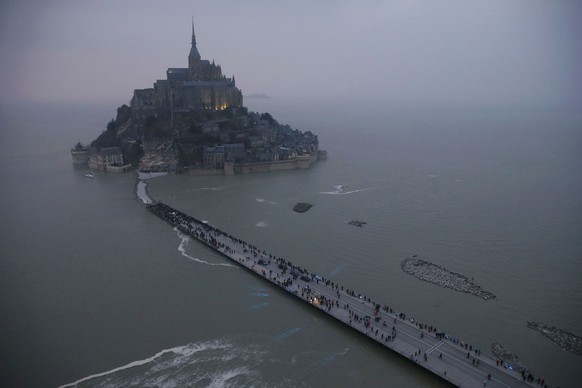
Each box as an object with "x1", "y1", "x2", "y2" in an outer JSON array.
[{"x1": 73, "y1": 21, "x2": 325, "y2": 175}]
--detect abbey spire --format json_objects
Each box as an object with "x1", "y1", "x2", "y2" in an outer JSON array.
[
  {"x1": 189, "y1": 18, "x2": 201, "y2": 62},
  {"x1": 133, "y1": 21, "x2": 242, "y2": 113}
]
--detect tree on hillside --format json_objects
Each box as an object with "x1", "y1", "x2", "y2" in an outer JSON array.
[
  {"x1": 90, "y1": 119, "x2": 121, "y2": 150},
  {"x1": 260, "y1": 112, "x2": 275, "y2": 125}
]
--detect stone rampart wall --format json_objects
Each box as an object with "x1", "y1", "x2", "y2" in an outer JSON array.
[
  {"x1": 183, "y1": 167, "x2": 224, "y2": 176},
  {"x1": 71, "y1": 151, "x2": 89, "y2": 164},
  {"x1": 106, "y1": 164, "x2": 132, "y2": 173},
  {"x1": 236, "y1": 158, "x2": 305, "y2": 174},
  {"x1": 181, "y1": 152, "x2": 320, "y2": 176}
]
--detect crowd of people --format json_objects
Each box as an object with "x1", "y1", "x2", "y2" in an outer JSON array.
[{"x1": 147, "y1": 201, "x2": 551, "y2": 388}]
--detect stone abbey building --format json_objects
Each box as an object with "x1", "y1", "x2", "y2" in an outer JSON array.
[
  {"x1": 76, "y1": 21, "x2": 324, "y2": 174},
  {"x1": 131, "y1": 22, "x2": 243, "y2": 129}
]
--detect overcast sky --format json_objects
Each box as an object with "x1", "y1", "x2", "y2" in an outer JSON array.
[{"x1": 1, "y1": 0, "x2": 581, "y2": 108}]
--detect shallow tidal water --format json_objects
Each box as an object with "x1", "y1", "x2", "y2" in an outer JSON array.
[{"x1": 1, "y1": 101, "x2": 581, "y2": 387}]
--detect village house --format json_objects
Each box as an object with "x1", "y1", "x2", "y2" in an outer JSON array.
[{"x1": 89, "y1": 147, "x2": 130, "y2": 172}]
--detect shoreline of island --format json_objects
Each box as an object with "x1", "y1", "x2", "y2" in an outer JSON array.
[{"x1": 72, "y1": 23, "x2": 326, "y2": 178}]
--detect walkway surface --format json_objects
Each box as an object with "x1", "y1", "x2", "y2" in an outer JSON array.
[{"x1": 147, "y1": 202, "x2": 550, "y2": 388}]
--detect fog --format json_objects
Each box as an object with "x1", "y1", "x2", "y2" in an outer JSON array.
[{"x1": 1, "y1": 0, "x2": 580, "y2": 108}]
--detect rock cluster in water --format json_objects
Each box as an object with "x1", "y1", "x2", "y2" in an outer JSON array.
[
  {"x1": 400, "y1": 257, "x2": 496, "y2": 300},
  {"x1": 527, "y1": 321, "x2": 582, "y2": 356},
  {"x1": 490, "y1": 343, "x2": 529, "y2": 372},
  {"x1": 293, "y1": 203, "x2": 313, "y2": 213}
]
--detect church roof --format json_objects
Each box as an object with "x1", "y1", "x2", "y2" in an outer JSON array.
[{"x1": 189, "y1": 45, "x2": 200, "y2": 59}]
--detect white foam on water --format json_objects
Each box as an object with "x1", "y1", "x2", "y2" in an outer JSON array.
[
  {"x1": 207, "y1": 366, "x2": 251, "y2": 388},
  {"x1": 197, "y1": 186, "x2": 228, "y2": 191},
  {"x1": 255, "y1": 221, "x2": 269, "y2": 227},
  {"x1": 58, "y1": 340, "x2": 230, "y2": 388},
  {"x1": 136, "y1": 181, "x2": 152, "y2": 204},
  {"x1": 136, "y1": 172, "x2": 168, "y2": 203},
  {"x1": 175, "y1": 228, "x2": 236, "y2": 268},
  {"x1": 319, "y1": 187, "x2": 373, "y2": 195},
  {"x1": 255, "y1": 196, "x2": 276, "y2": 204},
  {"x1": 318, "y1": 184, "x2": 374, "y2": 195}
]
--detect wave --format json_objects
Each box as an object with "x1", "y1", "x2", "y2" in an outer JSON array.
[
  {"x1": 197, "y1": 186, "x2": 228, "y2": 191},
  {"x1": 175, "y1": 228, "x2": 236, "y2": 268},
  {"x1": 136, "y1": 172, "x2": 168, "y2": 204},
  {"x1": 319, "y1": 184, "x2": 373, "y2": 195},
  {"x1": 136, "y1": 181, "x2": 153, "y2": 204},
  {"x1": 59, "y1": 340, "x2": 228, "y2": 388},
  {"x1": 255, "y1": 196, "x2": 277, "y2": 204},
  {"x1": 59, "y1": 339, "x2": 266, "y2": 387},
  {"x1": 255, "y1": 221, "x2": 269, "y2": 227},
  {"x1": 207, "y1": 367, "x2": 252, "y2": 387}
]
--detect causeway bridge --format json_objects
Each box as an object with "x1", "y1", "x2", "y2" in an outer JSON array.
[{"x1": 147, "y1": 202, "x2": 548, "y2": 388}]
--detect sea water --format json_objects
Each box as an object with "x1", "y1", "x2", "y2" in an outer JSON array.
[{"x1": 1, "y1": 100, "x2": 581, "y2": 387}]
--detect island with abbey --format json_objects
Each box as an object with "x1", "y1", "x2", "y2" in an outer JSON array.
[{"x1": 72, "y1": 22, "x2": 326, "y2": 175}]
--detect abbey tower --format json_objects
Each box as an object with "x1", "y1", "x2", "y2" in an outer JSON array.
[{"x1": 131, "y1": 21, "x2": 244, "y2": 134}]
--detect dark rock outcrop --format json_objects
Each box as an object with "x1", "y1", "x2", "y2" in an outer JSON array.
[
  {"x1": 490, "y1": 343, "x2": 529, "y2": 372},
  {"x1": 293, "y1": 203, "x2": 313, "y2": 213},
  {"x1": 400, "y1": 257, "x2": 496, "y2": 300},
  {"x1": 527, "y1": 321, "x2": 582, "y2": 356}
]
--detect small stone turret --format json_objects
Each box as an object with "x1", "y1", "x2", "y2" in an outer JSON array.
[{"x1": 71, "y1": 142, "x2": 89, "y2": 164}]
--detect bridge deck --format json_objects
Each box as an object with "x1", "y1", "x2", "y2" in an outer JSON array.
[{"x1": 147, "y1": 202, "x2": 546, "y2": 388}]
